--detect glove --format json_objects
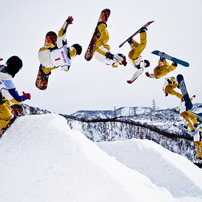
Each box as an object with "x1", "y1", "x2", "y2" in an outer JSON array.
[
  {"x1": 122, "y1": 60, "x2": 127, "y2": 66},
  {"x1": 67, "y1": 16, "x2": 74, "y2": 24},
  {"x1": 145, "y1": 72, "x2": 150, "y2": 77},
  {"x1": 165, "y1": 93, "x2": 168, "y2": 97},
  {"x1": 127, "y1": 80, "x2": 132, "y2": 84},
  {"x1": 105, "y1": 52, "x2": 114, "y2": 60},
  {"x1": 23, "y1": 91, "x2": 31, "y2": 100},
  {"x1": 0, "y1": 58, "x2": 3, "y2": 61}
]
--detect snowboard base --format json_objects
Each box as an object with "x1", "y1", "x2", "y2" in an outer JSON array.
[
  {"x1": 152, "y1": 50, "x2": 189, "y2": 67},
  {"x1": 35, "y1": 65, "x2": 50, "y2": 90},
  {"x1": 84, "y1": 9, "x2": 111, "y2": 61},
  {"x1": 119, "y1": 21, "x2": 154, "y2": 48},
  {"x1": 36, "y1": 31, "x2": 57, "y2": 90},
  {"x1": 177, "y1": 74, "x2": 193, "y2": 110}
]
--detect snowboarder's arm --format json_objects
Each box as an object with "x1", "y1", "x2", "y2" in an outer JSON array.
[
  {"x1": 57, "y1": 16, "x2": 74, "y2": 48},
  {"x1": 8, "y1": 89, "x2": 30, "y2": 103}
]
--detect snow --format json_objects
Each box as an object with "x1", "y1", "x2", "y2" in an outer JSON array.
[{"x1": 0, "y1": 114, "x2": 202, "y2": 202}]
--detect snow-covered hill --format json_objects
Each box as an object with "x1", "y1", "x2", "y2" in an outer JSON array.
[
  {"x1": 0, "y1": 114, "x2": 202, "y2": 202},
  {"x1": 65, "y1": 104, "x2": 202, "y2": 162}
]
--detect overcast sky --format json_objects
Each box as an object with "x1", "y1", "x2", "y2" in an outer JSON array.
[{"x1": 0, "y1": 0, "x2": 201, "y2": 114}]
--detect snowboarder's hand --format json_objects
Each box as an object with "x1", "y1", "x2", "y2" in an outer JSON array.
[
  {"x1": 145, "y1": 72, "x2": 150, "y2": 77},
  {"x1": 127, "y1": 80, "x2": 132, "y2": 84},
  {"x1": 23, "y1": 92, "x2": 31, "y2": 100},
  {"x1": 122, "y1": 60, "x2": 127, "y2": 66},
  {"x1": 0, "y1": 58, "x2": 3, "y2": 61},
  {"x1": 67, "y1": 16, "x2": 74, "y2": 24}
]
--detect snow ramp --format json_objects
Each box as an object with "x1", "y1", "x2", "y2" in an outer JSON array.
[{"x1": 0, "y1": 114, "x2": 200, "y2": 202}]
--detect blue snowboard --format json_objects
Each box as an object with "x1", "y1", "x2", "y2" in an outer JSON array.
[
  {"x1": 152, "y1": 50, "x2": 189, "y2": 67},
  {"x1": 177, "y1": 74, "x2": 193, "y2": 110}
]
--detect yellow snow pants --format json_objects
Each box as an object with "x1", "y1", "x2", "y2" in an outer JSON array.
[
  {"x1": 0, "y1": 99, "x2": 12, "y2": 129},
  {"x1": 181, "y1": 111, "x2": 198, "y2": 132},
  {"x1": 128, "y1": 32, "x2": 147, "y2": 66},
  {"x1": 154, "y1": 59, "x2": 177, "y2": 79},
  {"x1": 93, "y1": 23, "x2": 110, "y2": 56},
  {"x1": 164, "y1": 84, "x2": 183, "y2": 100},
  {"x1": 194, "y1": 141, "x2": 202, "y2": 158}
]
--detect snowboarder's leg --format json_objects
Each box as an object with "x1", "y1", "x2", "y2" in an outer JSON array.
[
  {"x1": 93, "y1": 23, "x2": 110, "y2": 54},
  {"x1": 181, "y1": 111, "x2": 195, "y2": 132},
  {"x1": 165, "y1": 87, "x2": 183, "y2": 100},
  {"x1": 94, "y1": 46, "x2": 109, "y2": 63},
  {"x1": 188, "y1": 111, "x2": 198, "y2": 126},
  {"x1": 0, "y1": 100, "x2": 12, "y2": 129},
  {"x1": 194, "y1": 141, "x2": 202, "y2": 159},
  {"x1": 167, "y1": 62, "x2": 178, "y2": 73}
]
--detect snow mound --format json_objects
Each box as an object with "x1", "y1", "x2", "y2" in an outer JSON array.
[
  {"x1": 98, "y1": 139, "x2": 202, "y2": 199},
  {"x1": 0, "y1": 114, "x2": 201, "y2": 202}
]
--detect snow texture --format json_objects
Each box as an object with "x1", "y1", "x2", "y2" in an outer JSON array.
[{"x1": 0, "y1": 114, "x2": 202, "y2": 202}]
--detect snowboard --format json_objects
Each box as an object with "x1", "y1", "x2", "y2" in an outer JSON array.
[
  {"x1": 151, "y1": 50, "x2": 189, "y2": 67},
  {"x1": 35, "y1": 31, "x2": 57, "y2": 90},
  {"x1": 0, "y1": 104, "x2": 23, "y2": 137},
  {"x1": 119, "y1": 21, "x2": 154, "y2": 48},
  {"x1": 84, "y1": 8, "x2": 111, "y2": 61},
  {"x1": 177, "y1": 74, "x2": 193, "y2": 110},
  {"x1": 193, "y1": 159, "x2": 202, "y2": 168}
]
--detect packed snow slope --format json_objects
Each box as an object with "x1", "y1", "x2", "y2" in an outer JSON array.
[{"x1": 0, "y1": 114, "x2": 202, "y2": 202}]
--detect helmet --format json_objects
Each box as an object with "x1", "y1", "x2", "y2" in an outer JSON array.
[
  {"x1": 71, "y1": 44, "x2": 82, "y2": 56},
  {"x1": 144, "y1": 60, "x2": 150, "y2": 67},
  {"x1": 167, "y1": 77, "x2": 177, "y2": 84},
  {"x1": 5, "y1": 56, "x2": 23, "y2": 77}
]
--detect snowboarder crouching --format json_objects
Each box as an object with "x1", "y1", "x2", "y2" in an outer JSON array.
[
  {"x1": 93, "y1": 22, "x2": 127, "y2": 68},
  {"x1": 38, "y1": 16, "x2": 82, "y2": 75},
  {"x1": 162, "y1": 77, "x2": 183, "y2": 101},
  {"x1": 127, "y1": 27, "x2": 150, "y2": 84},
  {"x1": 176, "y1": 95, "x2": 199, "y2": 132},
  {"x1": 0, "y1": 56, "x2": 31, "y2": 129},
  {"x1": 145, "y1": 56, "x2": 177, "y2": 79}
]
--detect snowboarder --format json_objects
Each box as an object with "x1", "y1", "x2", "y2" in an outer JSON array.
[
  {"x1": 0, "y1": 56, "x2": 31, "y2": 130},
  {"x1": 127, "y1": 27, "x2": 150, "y2": 84},
  {"x1": 176, "y1": 95, "x2": 199, "y2": 132},
  {"x1": 162, "y1": 77, "x2": 183, "y2": 101},
  {"x1": 92, "y1": 22, "x2": 127, "y2": 68},
  {"x1": 38, "y1": 16, "x2": 82, "y2": 75},
  {"x1": 194, "y1": 130, "x2": 202, "y2": 160},
  {"x1": 145, "y1": 55, "x2": 177, "y2": 79}
]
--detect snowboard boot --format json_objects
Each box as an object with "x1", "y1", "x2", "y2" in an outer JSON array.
[
  {"x1": 172, "y1": 62, "x2": 178, "y2": 67},
  {"x1": 139, "y1": 27, "x2": 147, "y2": 33}
]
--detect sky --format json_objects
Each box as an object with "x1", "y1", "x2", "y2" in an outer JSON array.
[{"x1": 0, "y1": 0, "x2": 202, "y2": 114}]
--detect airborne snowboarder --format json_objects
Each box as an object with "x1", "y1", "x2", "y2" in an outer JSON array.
[
  {"x1": 0, "y1": 56, "x2": 31, "y2": 133},
  {"x1": 126, "y1": 27, "x2": 150, "y2": 84},
  {"x1": 38, "y1": 16, "x2": 82, "y2": 75},
  {"x1": 145, "y1": 55, "x2": 178, "y2": 79},
  {"x1": 93, "y1": 22, "x2": 127, "y2": 68},
  {"x1": 162, "y1": 77, "x2": 183, "y2": 100},
  {"x1": 85, "y1": 9, "x2": 127, "y2": 68}
]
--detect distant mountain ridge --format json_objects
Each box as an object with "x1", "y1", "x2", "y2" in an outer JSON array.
[{"x1": 21, "y1": 103, "x2": 202, "y2": 162}]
